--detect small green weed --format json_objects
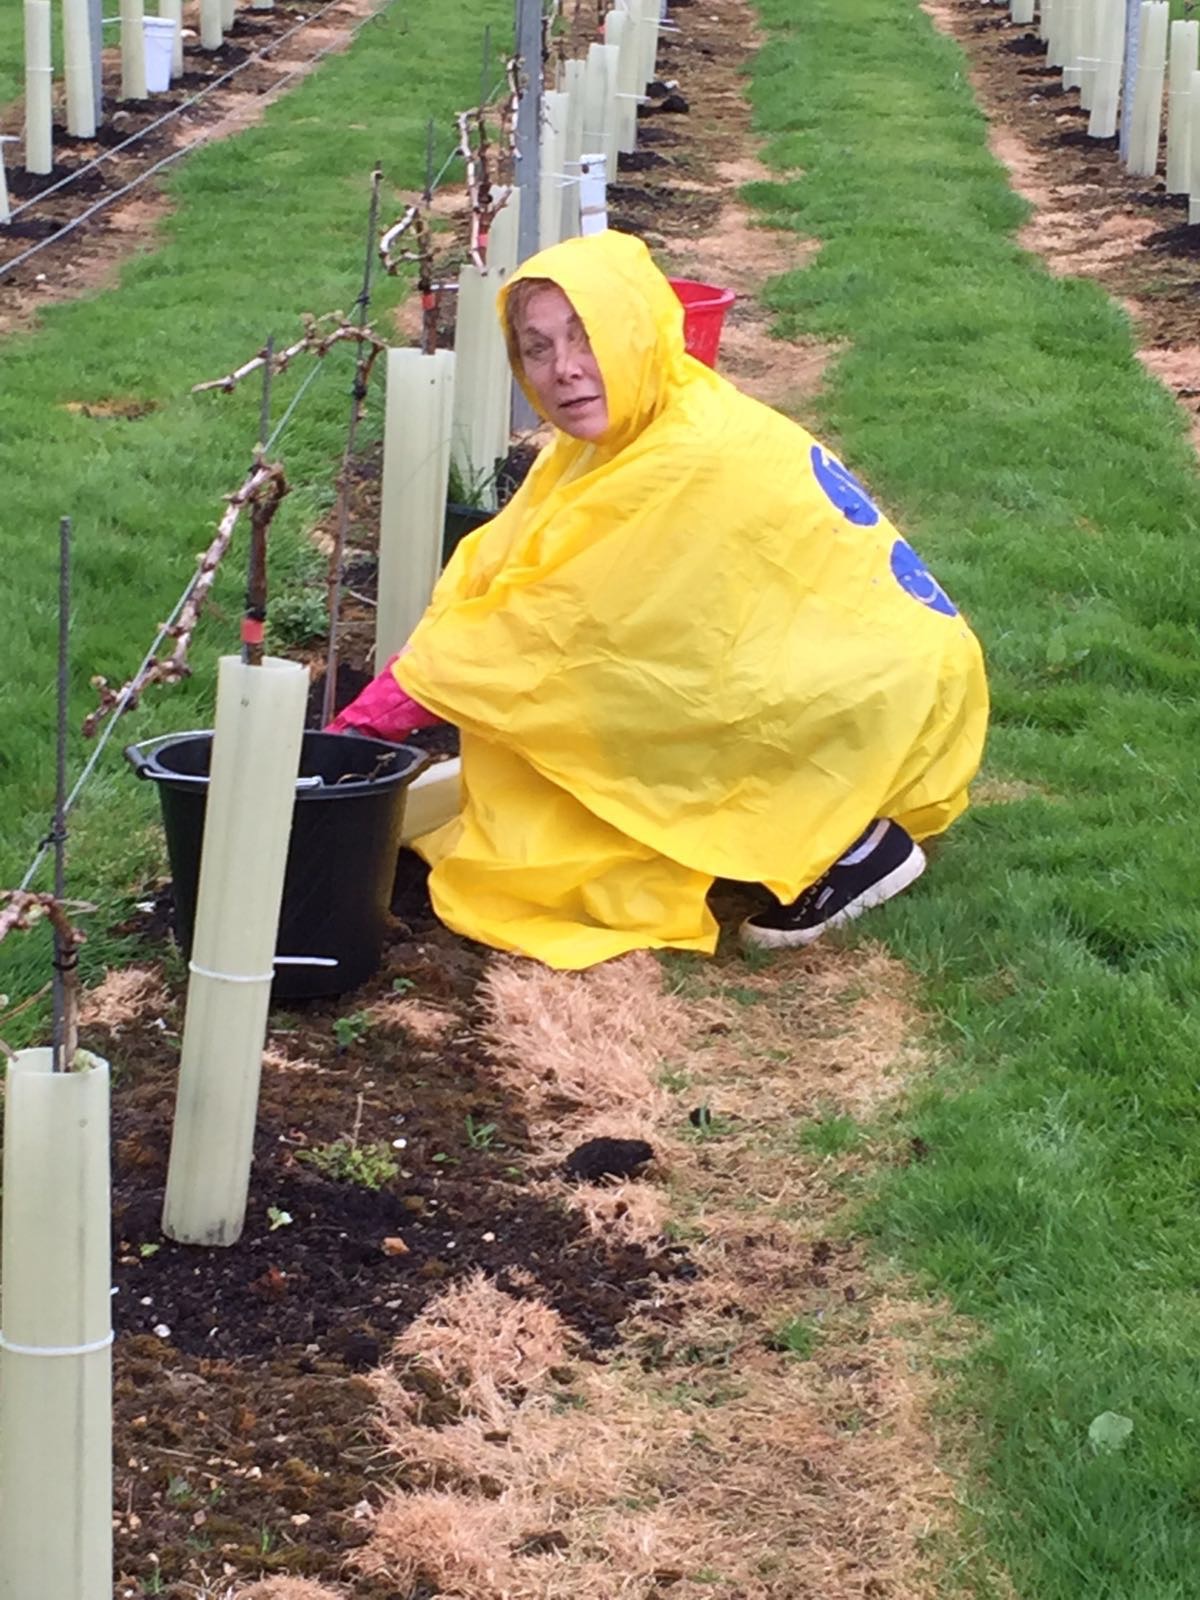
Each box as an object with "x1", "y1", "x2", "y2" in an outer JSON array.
[
  {"x1": 391, "y1": 976, "x2": 416, "y2": 995},
  {"x1": 658, "y1": 1062, "x2": 693, "y2": 1093},
  {"x1": 724, "y1": 984, "x2": 765, "y2": 1007},
  {"x1": 297, "y1": 1139, "x2": 398, "y2": 1190},
  {"x1": 738, "y1": 945, "x2": 778, "y2": 974},
  {"x1": 765, "y1": 1316, "x2": 819, "y2": 1360},
  {"x1": 684, "y1": 1105, "x2": 736, "y2": 1141},
  {"x1": 267, "y1": 588, "x2": 328, "y2": 649},
  {"x1": 332, "y1": 1010, "x2": 372, "y2": 1050},
  {"x1": 796, "y1": 1114, "x2": 865, "y2": 1157},
  {"x1": 465, "y1": 1114, "x2": 499, "y2": 1150}
]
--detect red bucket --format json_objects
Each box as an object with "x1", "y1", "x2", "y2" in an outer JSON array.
[{"x1": 668, "y1": 277, "x2": 736, "y2": 368}]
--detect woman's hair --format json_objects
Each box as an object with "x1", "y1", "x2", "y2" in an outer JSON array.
[{"x1": 505, "y1": 276, "x2": 556, "y2": 340}]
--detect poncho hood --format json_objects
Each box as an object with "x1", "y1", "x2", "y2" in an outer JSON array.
[
  {"x1": 498, "y1": 229, "x2": 692, "y2": 454},
  {"x1": 395, "y1": 231, "x2": 988, "y2": 969}
]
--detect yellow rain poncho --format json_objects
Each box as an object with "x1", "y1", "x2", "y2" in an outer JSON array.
[{"x1": 396, "y1": 231, "x2": 987, "y2": 969}]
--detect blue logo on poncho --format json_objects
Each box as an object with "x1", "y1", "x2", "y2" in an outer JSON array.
[
  {"x1": 889, "y1": 539, "x2": 958, "y2": 617},
  {"x1": 810, "y1": 444, "x2": 880, "y2": 527}
]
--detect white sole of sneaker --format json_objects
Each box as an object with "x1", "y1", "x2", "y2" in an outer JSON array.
[{"x1": 738, "y1": 842, "x2": 928, "y2": 952}]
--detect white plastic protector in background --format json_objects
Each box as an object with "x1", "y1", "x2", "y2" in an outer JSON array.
[
  {"x1": 1127, "y1": 0, "x2": 1170, "y2": 175},
  {"x1": 160, "y1": 0, "x2": 184, "y2": 73},
  {"x1": 452, "y1": 266, "x2": 511, "y2": 512},
  {"x1": 1189, "y1": 68, "x2": 1200, "y2": 220},
  {"x1": 120, "y1": 0, "x2": 147, "y2": 99},
  {"x1": 540, "y1": 90, "x2": 570, "y2": 250},
  {"x1": 1089, "y1": 0, "x2": 1126, "y2": 137},
  {"x1": 562, "y1": 58, "x2": 586, "y2": 238},
  {"x1": 200, "y1": 0, "x2": 221, "y2": 49},
  {"x1": 488, "y1": 187, "x2": 522, "y2": 277},
  {"x1": 1166, "y1": 19, "x2": 1199, "y2": 192},
  {"x1": 377, "y1": 348, "x2": 456, "y2": 659},
  {"x1": 63, "y1": 0, "x2": 97, "y2": 134},
  {"x1": 24, "y1": 0, "x2": 53, "y2": 176}
]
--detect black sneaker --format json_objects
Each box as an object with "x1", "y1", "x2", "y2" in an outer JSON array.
[{"x1": 739, "y1": 821, "x2": 926, "y2": 951}]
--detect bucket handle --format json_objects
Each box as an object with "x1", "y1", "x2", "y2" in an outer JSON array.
[{"x1": 124, "y1": 734, "x2": 324, "y2": 790}]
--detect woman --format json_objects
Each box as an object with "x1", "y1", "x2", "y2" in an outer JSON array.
[{"x1": 332, "y1": 230, "x2": 988, "y2": 968}]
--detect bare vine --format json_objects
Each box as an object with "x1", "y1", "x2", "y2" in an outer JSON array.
[
  {"x1": 191, "y1": 314, "x2": 388, "y2": 396},
  {"x1": 83, "y1": 459, "x2": 289, "y2": 737},
  {"x1": 0, "y1": 892, "x2": 93, "y2": 1065},
  {"x1": 379, "y1": 205, "x2": 441, "y2": 353}
]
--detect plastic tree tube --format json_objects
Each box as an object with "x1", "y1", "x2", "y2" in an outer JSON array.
[
  {"x1": 489, "y1": 187, "x2": 521, "y2": 276},
  {"x1": 1166, "y1": 20, "x2": 1198, "y2": 192},
  {"x1": 1012, "y1": 0, "x2": 1035, "y2": 25},
  {"x1": 220, "y1": 0, "x2": 235, "y2": 30},
  {"x1": 161, "y1": 0, "x2": 183, "y2": 76},
  {"x1": 1127, "y1": 1, "x2": 1169, "y2": 175},
  {"x1": 375, "y1": 349, "x2": 456, "y2": 662},
  {"x1": 24, "y1": 0, "x2": 53, "y2": 175},
  {"x1": 1089, "y1": 0, "x2": 1125, "y2": 137},
  {"x1": 1051, "y1": 0, "x2": 1071, "y2": 69},
  {"x1": 1189, "y1": 68, "x2": 1200, "y2": 221},
  {"x1": 584, "y1": 41, "x2": 621, "y2": 182},
  {"x1": 119, "y1": 0, "x2": 146, "y2": 98},
  {"x1": 1062, "y1": 0, "x2": 1082, "y2": 88},
  {"x1": 451, "y1": 264, "x2": 512, "y2": 511},
  {"x1": 1078, "y1": 0, "x2": 1100, "y2": 110},
  {"x1": 637, "y1": 0, "x2": 661, "y2": 87},
  {"x1": 540, "y1": 89, "x2": 569, "y2": 250},
  {"x1": 161, "y1": 655, "x2": 306, "y2": 1247},
  {"x1": 605, "y1": 8, "x2": 637, "y2": 155},
  {"x1": 1043, "y1": 0, "x2": 1062, "y2": 51},
  {"x1": 200, "y1": 0, "x2": 221, "y2": 49},
  {"x1": 561, "y1": 58, "x2": 585, "y2": 239},
  {"x1": 0, "y1": 1049, "x2": 112, "y2": 1600},
  {"x1": 63, "y1": 0, "x2": 96, "y2": 135}
]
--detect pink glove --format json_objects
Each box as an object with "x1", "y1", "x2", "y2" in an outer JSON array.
[{"x1": 325, "y1": 655, "x2": 443, "y2": 741}]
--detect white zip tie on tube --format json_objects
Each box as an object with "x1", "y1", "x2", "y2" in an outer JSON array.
[
  {"x1": 0, "y1": 1330, "x2": 114, "y2": 1357},
  {"x1": 187, "y1": 961, "x2": 274, "y2": 985}
]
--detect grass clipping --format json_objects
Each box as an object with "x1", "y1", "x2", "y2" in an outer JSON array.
[{"x1": 341, "y1": 943, "x2": 966, "y2": 1600}]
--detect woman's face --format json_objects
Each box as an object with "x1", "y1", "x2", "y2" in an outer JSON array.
[{"x1": 513, "y1": 284, "x2": 610, "y2": 440}]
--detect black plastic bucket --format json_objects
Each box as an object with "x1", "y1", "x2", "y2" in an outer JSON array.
[{"x1": 126, "y1": 730, "x2": 428, "y2": 1001}]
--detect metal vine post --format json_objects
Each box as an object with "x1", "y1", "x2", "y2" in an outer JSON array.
[
  {"x1": 321, "y1": 164, "x2": 385, "y2": 728},
  {"x1": 52, "y1": 515, "x2": 76, "y2": 1071}
]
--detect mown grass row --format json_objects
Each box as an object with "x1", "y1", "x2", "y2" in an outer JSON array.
[
  {"x1": 747, "y1": 1, "x2": 1200, "y2": 1594},
  {"x1": 0, "y1": 0, "x2": 508, "y2": 1023}
]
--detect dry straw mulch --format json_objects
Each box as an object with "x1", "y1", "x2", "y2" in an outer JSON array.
[{"x1": 322, "y1": 940, "x2": 976, "y2": 1600}]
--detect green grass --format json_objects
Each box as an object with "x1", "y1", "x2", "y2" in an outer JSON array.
[
  {"x1": 747, "y1": 1, "x2": 1200, "y2": 1595},
  {"x1": 0, "y1": 0, "x2": 508, "y2": 1031}
]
